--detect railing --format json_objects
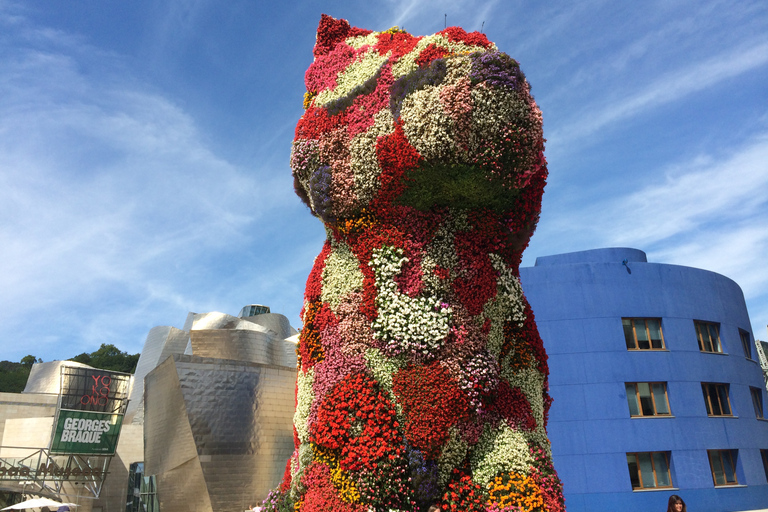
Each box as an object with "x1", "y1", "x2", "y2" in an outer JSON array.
[
  {"x1": 0, "y1": 446, "x2": 111, "y2": 499},
  {"x1": 754, "y1": 334, "x2": 768, "y2": 393}
]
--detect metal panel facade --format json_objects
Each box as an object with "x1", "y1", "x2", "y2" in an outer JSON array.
[{"x1": 144, "y1": 354, "x2": 295, "y2": 512}]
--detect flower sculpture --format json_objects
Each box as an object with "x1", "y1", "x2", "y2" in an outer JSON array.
[{"x1": 266, "y1": 14, "x2": 565, "y2": 512}]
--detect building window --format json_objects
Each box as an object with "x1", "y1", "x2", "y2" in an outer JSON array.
[
  {"x1": 708, "y1": 450, "x2": 738, "y2": 486},
  {"x1": 623, "y1": 318, "x2": 665, "y2": 350},
  {"x1": 695, "y1": 321, "x2": 723, "y2": 353},
  {"x1": 702, "y1": 383, "x2": 732, "y2": 416},
  {"x1": 140, "y1": 474, "x2": 160, "y2": 512},
  {"x1": 626, "y1": 452, "x2": 673, "y2": 490},
  {"x1": 752, "y1": 387, "x2": 764, "y2": 419},
  {"x1": 761, "y1": 450, "x2": 768, "y2": 482},
  {"x1": 740, "y1": 329, "x2": 753, "y2": 359},
  {"x1": 626, "y1": 382, "x2": 671, "y2": 417}
]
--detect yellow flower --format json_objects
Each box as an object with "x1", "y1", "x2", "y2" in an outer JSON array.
[
  {"x1": 487, "y1": 472, "x2": 544, "y2": 511},
  {"x1": 303, "y1": 91, "x2": 317, "y2": 110}
]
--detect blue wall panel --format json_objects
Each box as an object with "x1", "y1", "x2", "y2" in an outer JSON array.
[{"x1": 521, "y1": 248, "x2": 768, "y2": 512}]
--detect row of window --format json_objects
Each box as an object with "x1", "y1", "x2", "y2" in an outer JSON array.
[
  {"x1": 625, "y1": 382, "x2": 765, "y2": 419},
  {"x1": 628, "y1": 449, "x2": 762, "y2": 490},
  {"x1": 623, "y1": 318, "x2": 753, "y2": 357}
]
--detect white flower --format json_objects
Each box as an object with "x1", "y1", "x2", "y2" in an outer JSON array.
[
  {"x1": 470, "y1": 422, "x2": 533, "y2": 486},
  {"x1": 371, "y1": 246, "x2": 452, "y2": 358}
]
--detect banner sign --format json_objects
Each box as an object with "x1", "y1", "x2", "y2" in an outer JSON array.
[
  {"x1": 59, "y1": 367, "x2": 131, "y2": 414},
  {"x1": 50, "y1": 410, "x2": 124, "y2": 455}
]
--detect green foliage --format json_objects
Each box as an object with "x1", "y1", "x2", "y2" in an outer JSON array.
[
  {"x1": 70, "y1": 344, "x2": 139, "y2": 374},
  {"x1": 21, "y1": 355, "x2": 42, "y2": 367},
  {"x1": 396, "y1": 163, "x2": 520, "y2": 212},
  {"x1": 0, "y1": 359, "x2": 35, "y2": 393},
  {"x1": 0, "y1": 344, "x2": 139, "y2": 393}
]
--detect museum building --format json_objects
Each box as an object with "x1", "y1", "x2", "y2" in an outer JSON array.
[
  {"x1": 0, "y1": 305, "x2": 298, "y2": 512},
  {"x1": 5, "y1": 249, "x2": 768, "y2": 512},
  {"x1": 519, "y1": 248, "x2": 768, "y2": 512}
]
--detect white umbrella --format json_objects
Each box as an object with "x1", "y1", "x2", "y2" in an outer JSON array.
[{"x1": 1, "y1": 498, "x2": 78, "y2": 510}]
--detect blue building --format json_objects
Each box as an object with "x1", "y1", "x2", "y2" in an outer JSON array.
[{"x1": 519, "y1": 248, "x2": 768, "y2": 512}]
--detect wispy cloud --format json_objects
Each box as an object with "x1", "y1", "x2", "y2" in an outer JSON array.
[
  {"x1": 532, "y1": 133, "x2": 768, "y2": 333},
  {"x1": 549, "y1": 39, "x2": 768, "y2": 146},
  {"x1": 0, "y1": 13, "x2": 304, "y2": 360},
  {"x1": 384, "y1": 0, "x2": 497, "y2": 32}
]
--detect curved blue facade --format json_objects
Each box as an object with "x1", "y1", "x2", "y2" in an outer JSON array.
[{"x1": 520, "y1": 248, "x2": 768, "y2": 512}]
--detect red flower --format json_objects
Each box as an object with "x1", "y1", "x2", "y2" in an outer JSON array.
[
  {"x1": 392, "y1": 362, "x2": 472, "y2": 459},
  {"x1": 415, "y1": 43, "x2": 449, "y2": 67},
  {"x1": 313, "y1": 14, "x2": 372, "y2": 58},
  {"x1": 493, "y1": 380, "x2": 536, "y2": 431},
  {"x1": 437, "y1": 26, "x2": 493, "y2": 49},
  {"x1": 375, "y1": 31, "x2": 422, "y2": 60}
]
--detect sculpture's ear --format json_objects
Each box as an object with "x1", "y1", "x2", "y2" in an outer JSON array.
[
  {"x1": 313, "y1": 14, "x2": 372, "y2": 58},
  {"x1": 314, "y1": 14, "x2": 351, "y2": 57}
]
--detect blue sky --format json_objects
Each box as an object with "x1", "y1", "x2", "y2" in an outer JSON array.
[{"x1": 1, "y1": 0, "x2": 767, "y2": 362}]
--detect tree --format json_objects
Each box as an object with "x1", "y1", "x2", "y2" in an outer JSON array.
[
  {"x1": 20, "y1": 355, "x2": 42, "y2": 367},
  {"x1": 0, "y1": 356, "x2": 40, "y2": 393},
  {"x1": 69, "y1": 344, "x2": 139, "y2": 373}
]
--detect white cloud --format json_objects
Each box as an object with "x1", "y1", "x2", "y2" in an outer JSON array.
[
  {"x1": 549, "y1": 39, "x2": 768, "y2": 146},
  {"x1": 0, "y1": 18, "x2": 303, "y2": 360},
  {"x1": 531, "y1": 133, "x2": 768, "y2": 334},
  {"x1": 384, "y1": 0, "x2": 497, "y2": 32}
]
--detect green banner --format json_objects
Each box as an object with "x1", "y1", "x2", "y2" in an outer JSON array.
[{"x1": 50, "y1": 410, "x2": 123, "y2": 455}]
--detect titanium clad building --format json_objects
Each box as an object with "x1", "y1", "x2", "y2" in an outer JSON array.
[
  {"x1": 519, "y1": 248, "x2": 768, "y2": 512},
  {"x1": 0, "y1": 305, "x2": 299, "y2": 512},
  {"x1": 139, "y1": 309, "x2": 298, "y2": 512}
]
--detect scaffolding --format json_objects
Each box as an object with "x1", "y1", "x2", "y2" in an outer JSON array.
[
  {"x1": 0, "y1": 366, "x2": 131, "y2": 501},
  {"x1": 754, "y1": 327, "x2": 768, "y2": 393}
]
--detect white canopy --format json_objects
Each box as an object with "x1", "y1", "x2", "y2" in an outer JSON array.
[{"x1": 1, "y1": 498, "x2": 78, "y2": 510}]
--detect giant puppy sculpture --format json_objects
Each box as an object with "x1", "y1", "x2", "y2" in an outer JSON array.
[{"x1": 272, "y1": 15, "x2": 565, "y2": 512}]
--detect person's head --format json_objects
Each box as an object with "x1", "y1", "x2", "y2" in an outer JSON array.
[
  {"x1": 667, "y1": 494, "x2": 686, "y2": 512},
  {"x1": 427, "y1": 506, "x2": 441, "y2": 512}
]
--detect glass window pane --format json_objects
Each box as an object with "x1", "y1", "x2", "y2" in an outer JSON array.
[
  {"x1": 741, "y1": 331, "x2": 752, "y2": 358},
  {"x1": 652, "y1": 383, "x2": 669, "y2": 414},
  {"x1": 723, "y1": 452, "x2": 736, "y2": 483},
  {"x1": 753, "y1": 389, "x2": 764, "y2": 418},
  {"x1": 635, "y1": 320, "x2": 650, "y2": 349},
  {"x1": 626, "y1": 383, "x2": 640, "y2": 416},
  {"x1": 761, "y1": 450, "x2": 768, "y2": 482},
  {"x1": 652, "y1": 452, "x2": 670, "y2": 486},
  {"x1": 717, "y1": 386, "x2": 731, "y2": 415},
  {"x1": 648, "y1": 319, "x2": 663, "y2": 348},
  {"x1": 711, "y1": 452, "x2": 726, "y2": 485},
  {"x1": 637, "y1": 383, "x2": 655, "y2": 415},
  {"x1": 706, "y1": 385, "x2": 722, "y2": 415},
  {"x1": 710, "y1": 325, "x2": 722, "y2": 352},
  {"x1": 627, "y1": 454, "x2": 640, "y2": 488},
  {"x1": 623, "y1": 319, "x2": 636, "y2": 349},
  {"x1": 702, "y1": 385, "x2": 713, "y2": 415},
  {"x1": 638, "y1": 452, "x2": 656, "y2": 488}
]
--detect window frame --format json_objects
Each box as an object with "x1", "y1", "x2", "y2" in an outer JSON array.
[
  {"x1": 695, "y1": 320, "x2": 723, "y2": 353},
  {"x1": 740, "y1": 329, "x2": 753, "y2": 359},
  {"x1": 761, "y1": 450, "x2": 768, "y2": 483},
  {"x1": 626, "y1": 451, "x2": 673, "y2": 490},
  {"x1": 751, "y1": 387, "x2": 764, "y2": 419},
  {"x1": 701, "y1": 383, "x2": 733, "y2": 417},
  {"x1": 623, "y1": 318, "x2": 665, "y2": 350},
  {"x1": 707, "y1": 449, "x2": 739, "y2": 486},
  {"x1": 625, "y1": 382, "x2": 672, "y2": 417}
]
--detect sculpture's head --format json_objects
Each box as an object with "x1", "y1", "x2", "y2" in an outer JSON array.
[{"x1": 292, "y1": 15, "x2": 546, "y2": 245}]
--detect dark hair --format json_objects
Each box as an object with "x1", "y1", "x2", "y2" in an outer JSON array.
[{"x1": 667, "y1": 495, "x2": 686, "y2": 512}]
